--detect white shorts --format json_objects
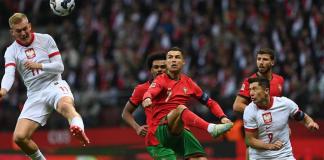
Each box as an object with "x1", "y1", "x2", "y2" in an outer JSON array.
[{"x1": 18, "y1": 80, "x2": 74, "y2": 126}]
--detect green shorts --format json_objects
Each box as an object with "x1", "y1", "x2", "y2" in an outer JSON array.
[{"x1": 147, "y1": 125, "x2": 206, "y2": 159}]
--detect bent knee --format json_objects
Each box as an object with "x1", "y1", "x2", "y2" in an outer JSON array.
[
  {"x1": 13, "y1": 133, "x2": 29, "y2": 144},
  {"x1": 176, "y1": 105, "x2": 187, "y2": 113},
  {"x1": 168, "y1": 105, "x2": 187, "y2": 118},
  {"x1": 57, "y1": 99, "x2": 75, "y2": 112}
]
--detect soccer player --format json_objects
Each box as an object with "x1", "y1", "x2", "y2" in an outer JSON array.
[
  {"x1": 233, "y1": 48, "x2": 284, "y2": 113},
  {"x1": 142, "y1": 47, "x2": 233, "y2": 159},
  {"x1": 232, "y1": 48, "x2": 285, "y2": 159},
  {"x1": 244, "y1": 77, "x2": 319, "y2": 159},
  {"x1": 122, "y1": 52, "x2": 166, "y2": 138},
  {"x1": 0, "y1": 13, "x2": 89, "y2": 160}
]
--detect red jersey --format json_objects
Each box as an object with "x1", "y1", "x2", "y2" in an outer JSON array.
[
  {"x1": 238, "y1": 73, "x2": 284, "y2": 99},
  {"x1": 128, "y1": 81, "x2": 155, "y2": 146},
  {"x1": 143, "y1": 73, "x2": 226, "y2": 146}
]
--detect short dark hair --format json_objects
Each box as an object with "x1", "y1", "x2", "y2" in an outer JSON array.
[
  {"x1": 248, "y1": 77, "x2": 270, "y2": 89},
  {"x1": 146, "y1": 52, "x2": 166, "y2": 69},
  {"x1": 257, "y1": 48, "x2": 275, "y2": 60},
  {"x1": 167, "y1": 46, "x2": 184, "y2": 57}
]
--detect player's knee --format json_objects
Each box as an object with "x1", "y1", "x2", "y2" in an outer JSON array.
[
  {"x1": 57, "y1": 100, "x2": 74, "y2": 114},
  {"x1": 13, "y1": 133, "x2": 28, "y2": 144},
  {"x1": 57, "y1": 97, "x2": 74, "y2": 107},
  {"x1": 176, "y1": 105, "x2": 187, "y2": 114}
]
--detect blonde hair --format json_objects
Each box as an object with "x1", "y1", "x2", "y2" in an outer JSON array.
[{"x1": 8, "y1": 13, "x2": 28, "y2": 28}]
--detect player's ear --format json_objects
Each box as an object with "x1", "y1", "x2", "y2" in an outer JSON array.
[
  {"x1": 271, "y1": 61, "x2": 274, "y2": 67},
  {"x1": 265, "y1": 88, "x2": 270, "y2": 95},
  {"x1": 28, "y1": 23, "x2": 32, "y2": 30}
]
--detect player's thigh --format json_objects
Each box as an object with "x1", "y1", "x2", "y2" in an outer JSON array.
[
  {"x1": 46, "y1": 80, "x2": 74, "y2": 109},
  {"x1": 14, "y1": 118, "x2": 40, "y2": 139},
  {"x1": 147, "y1": 144, "x2": 177, "y2": 160},
  {"x1": 155, "y1": 124, "x2": 185, "y2": 156},
  {"x1": 155, "y1": 124, "x2": 181, "y2": 146},
  {"x1": 166, "y1": 106, "x2": 186, "y2": 133},
  {"x1": 183, "y1": 130, "x2": 206, "y2": 159},
  {"x1": 18, "y1": 94, "x2": 52, "y2": 126}
]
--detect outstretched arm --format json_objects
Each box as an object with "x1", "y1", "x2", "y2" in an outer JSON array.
[
  {"x1": 193, "y1": 81, "x2": 230, "y2": 123},
  {"x1": 204, "y1": 98, "x2": 231, "y2": 123}
]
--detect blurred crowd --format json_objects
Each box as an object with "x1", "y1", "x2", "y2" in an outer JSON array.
[{"x1": 0, "y1": 0, "x2": 323, "y2": 130}]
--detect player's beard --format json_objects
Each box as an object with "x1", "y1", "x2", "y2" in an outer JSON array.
[{"x1": 258, "y1": 66, "x2": 271, "y2": 74}]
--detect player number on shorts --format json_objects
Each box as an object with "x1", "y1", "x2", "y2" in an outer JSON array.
[
  {"x1": 267, "y1": 133, "x2": 273, "y2": 143},
  {"x1": 59, "y1": 86, "x2": 69, "y2": 94}
]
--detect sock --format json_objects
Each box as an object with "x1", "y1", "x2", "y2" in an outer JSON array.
[
  {"x1": 207, "y1": 124, "x2": 216, "y2": 133},
  {"x1": 29, "y1": 149, "x2": 46, "y2": 160},
  {"x1": 70, "y1": 116, "x2": 84, "y2": 131},
  {"x1": 181, "y1": 109, "x2": 209, "y2": 131}
]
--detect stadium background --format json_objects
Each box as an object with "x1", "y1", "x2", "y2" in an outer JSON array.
[{"x1": 0, "y1": 0, "x2": 323, "y2": 159}]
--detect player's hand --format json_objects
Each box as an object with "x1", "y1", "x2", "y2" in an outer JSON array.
[
  {"x1": 142, "y1": 98, "x2": 152, "y2": 108},
  {"x1": 24, "y1": 61, "x2": 42, "y2": 70},
  {"x1": 0, "y1": 88, "x2": 8, "y2": 101},
  {"x1": 136, "y1": 125, "x2": 148, "y2": 137},
  {"x1": 307, "y1": 121, "x2": 319, "y2": 131},
  {"x1": 220, "y1": 117, "x2": 232, "y2": 124},
  {"x1": 268, "y1": 140, "x2": 283, "y2": 150}
]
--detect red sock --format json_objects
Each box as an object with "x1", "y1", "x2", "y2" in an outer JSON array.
[{"x1": 181, "y1": 109, "x2": 209, "y2": 131}]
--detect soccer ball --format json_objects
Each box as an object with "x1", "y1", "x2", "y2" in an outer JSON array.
[{"x1": 50, "y1": 0, "x2": 75, "y2": 16}]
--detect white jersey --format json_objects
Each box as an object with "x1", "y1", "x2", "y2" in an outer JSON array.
[
  {"x1": 244, "y1": 96, "x2": 299, "y2": 160},
  {"x1": 3, "y1": 33, "x2": 62, "y2": 93}
]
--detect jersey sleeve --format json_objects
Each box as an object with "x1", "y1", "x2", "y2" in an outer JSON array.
[
  {"x1": 238, "y1": 78, "x2": 250, "y2": 99},
  {"x1": 190, "y1": 78, "x2": 203, "y2": 98},
  {"x1": 4, "y1": 47, "x2": 16, "y2": 66},
  {"x1": 243, "y1": 104, "x2": 258, "y2": 132},
  {"x1": 279, "y1": 76, "x2": 285, "y2": 96},
  {"x1": 42, "y1": 34, "x2": 64, "y2": 73},
  {"x1": 190, "y1": 78, "x2": 226, "y2": 118},
  {"x1": 1, "y1": 48, "x2": 16, "y2": 91},
  {"x1": 143, "y1": 75, "x2": 164, "y2": 100},
  {"x1": 46, "y1": 34, "x2": 60, "y2": 56},
  {"x1": 129, "y1": 85, "x2": 144, "y2": 106},
  {"x1": 281, "y1": 97, "x2": 299, "y2": 117}
]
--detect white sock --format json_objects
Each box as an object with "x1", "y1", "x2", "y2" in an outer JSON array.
[
  {"x1": 207, "y1": 123, "x2": 216, "y2": 133},
  {"x1": 71, "y1": 116, "x2": 84, "y2": 131},
  {"x1": 29, "y1": 149, "x2": 46, "y2": 160}
]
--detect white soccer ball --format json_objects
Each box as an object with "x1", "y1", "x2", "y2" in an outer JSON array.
[{"x1": 50, "y1": 0, "x2": 75, "y2": 16}]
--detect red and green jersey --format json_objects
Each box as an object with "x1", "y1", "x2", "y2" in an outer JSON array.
[
  {"x1": 143, "y1": 73, "x2": 226, "y2": 146},
  {"x1": 238, "y1": 73, "x2": 284, "y2": 99}
]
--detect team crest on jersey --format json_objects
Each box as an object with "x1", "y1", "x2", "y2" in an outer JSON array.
[
  {"x1": 183, "y1": 87, "x2": 187, "y2": 94},
  {"x1": 262, "y1": 112, "x2": 272, "y2": 125},
  {"x1": 25, "y1": 48, "x2": 36, "y2": 59}
]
